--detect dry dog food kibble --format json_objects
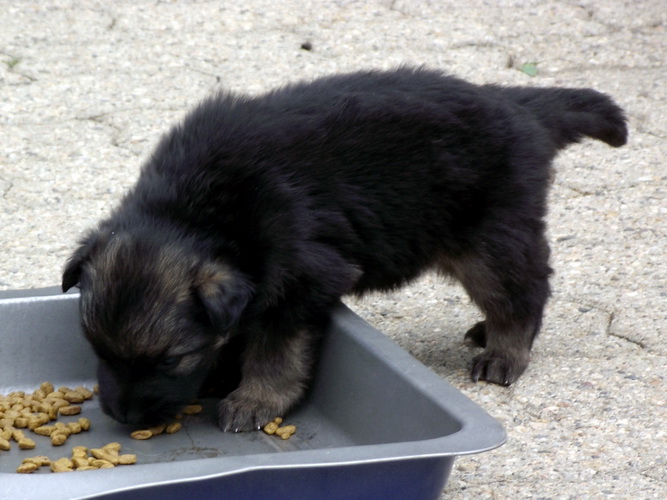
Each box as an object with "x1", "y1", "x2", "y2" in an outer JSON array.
[
  {"x1": 182, "y1": 404, "x2": 203, "y2": 415},
  {"x1": 50, "y1": 457, "x2": 74, "y2": 473},
  {"x1": 18, "y1": 437, "x2": 36, "y2": 449},
  {"x1": 148, "y1": 424, "x2": 167, "y2": 436},
  {"x1": 130, "y1": 429, "x2": 153, "y2": 440},
  {"x1": 262, "y1": 421, "x2": 279, "y2": 435},
  {"x1": 16, "y1": 462, "x2": 39, "y2": 474},
  {"x1": 118, "y1": 454, "x2": 137, "y2": 465},
  {"x1": 4, "y1": 386, "x2": 219, "y2": 473},
  {"x1": 129, "y1": 407, "x2": 194, "y2": 439},
  {"x1": 78, "y1": 417, "x2": 91, "y2": 431},
  {"x1": 166, "y1": 422, "x2": 182, "y2": 434},
  {"x1": 262, "y1": 418, "x2": 297, "y2": 440},
  {"x1": 1, "y1": 382, "x2": 94, "y2": 455},
  {"x1": 91, "y1": 448, "x2": 119, "y2": 465},
  {"x1": 18, "y1": 443, "x2": 138, "y2": 473},
  {"x1": 22, "y1": 456, "x2": 51, "y2": 467},
  {"x1": 1, "y1": 382, "x2": 103, "y2": 473},
  {"x1": 275, "y1": 425, "x2": 297, "y2": 440},
  {"x1": 58, "y1": 405, "x2": 81, "y2": 416},
  {"x1": 50, "y1": 433, "x2": 68, "y2": 446},
  {"x1": 0, "y1": 437, "x2": 10, "y2": 451}
]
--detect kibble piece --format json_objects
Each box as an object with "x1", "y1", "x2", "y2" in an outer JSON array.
[
  {"x1": 90, "y1": 459, "x2": 114, "y2": 468},
  {"x1": 17, "y1": 462, "x2": 39, "y2": 474},
  {"x1": 275, "y1": 424, "x2": 297, "y2": 440},
  {"x1": 4, "y1": 409, "x2": 21, "y2": 419},
  {"x1": 103, "y1": 442, "x2": 121, "y2": 453},
  {"x1": 263, "y1": 421, "x2": 279, "y2": 435},
  {"x1": 0, "y1": 437, "x2": 10, "y2": 451},
  {"x1": 91, "y1": 448, "x2": 119, "y2": 465},
  {"x1": 63, "y1": 391, "x2": 85, "y2": 404},
  {"x1": 51, "y1": 457, "x2": 74, "y2": 473},
  {"x1": 32, "y1": 389, "x2": 46, "y2": 401},
  {"x1": 14, "y1": 417, "x2": 29, "y2": 429},
  {"x1": 35, "y1": 401, "x2": 50, "y2": 412},
  {"x1": 43, "y1": 405, "x2": 58, "y2": 421},
  {"x1": 74, "y1": 387, "x2": 94, "y2": 400},
  {"x1": 22, "y1": 456, "x2": 51, "y2": 467},
  {"x1": 59, "y1": 405, "x2": 81, "y2": 416},
  {"x1": 182, "y1": 404, "x2": 203, "y2": 415},
  {"x1": 118, "y1": 454, "x2": 137, "y2": 465},
  {"x1": 12, "y1": 429, "x2": 26, "y2": 442},
  {"x1": 28, "y1": 400, "x2": 44, "y2": 412},
  {"x1": 166, "y1": 422, "x2": 182, "y2": 434},
  {"x1": 78, "y1": 417, "x2": 91, "y2": 431},
  {"x1": 34, "y1": 425, "x2": 55, "y2": 436},
  {"x1": 49, "y1": 400, "x2": 70, "y2": 414},
  {"x1": 50, "y1": 432, "x2": 68, "y2": 446},
  {"x1": 77, "y1": 465, "x2": 98, "y2": 471},
  {"x1": 18, "y1": 437, "x2": 36, "y2": 449},
  {"x1": 67, "y1": 422, "x2": 83, "y2": 434},
  {"x1": 54, "y1": 422, "x2": 72, "y2": 437},
  {"x1": 130, "y1": 429, "x2": 152, "y2": 440},
  {"x1": 72, "y1": 457, "x2": 90, "y2": 468},
  {"x1": 148, "y1": 424, "x2": 166, "y2": 436},
  {"x1": 40, "y1": 382, "x2": 55, "y2": 394},
  {"x1": 28, "y1": 414, "x2": 50, "y2": 430}
]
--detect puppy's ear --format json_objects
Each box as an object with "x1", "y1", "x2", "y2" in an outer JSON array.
[
  {"x1": 194, "y1": 263, "x2": 254, "y2": 332},
  {"x1": 62, "y1": 232, "x2": 101, "y2": 292},
  {"x1": 62, "y1": 238, "x2": 92, "y2": 292}
]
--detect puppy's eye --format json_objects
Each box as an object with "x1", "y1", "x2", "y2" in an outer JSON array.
[{"x1": 158, "y1": 356, "x2": 181, "y2": 369}]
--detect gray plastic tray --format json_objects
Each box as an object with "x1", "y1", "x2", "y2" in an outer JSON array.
[{"x1": 0, "y1": 287, "x2": 505, "y2": 499}]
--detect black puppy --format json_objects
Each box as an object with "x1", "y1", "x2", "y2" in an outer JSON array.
[{"x1": 62, "y1": 67, "x2": 627, "y2": 431}]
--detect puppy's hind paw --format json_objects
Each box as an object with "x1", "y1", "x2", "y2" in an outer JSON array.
[{"x1": 470, "y1": 349, "x2": 529, "y2": 386}]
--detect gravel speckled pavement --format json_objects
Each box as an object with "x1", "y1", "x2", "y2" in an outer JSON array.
[{"x1": 1, "y1": 1, "x2": 665, "y2": 498}]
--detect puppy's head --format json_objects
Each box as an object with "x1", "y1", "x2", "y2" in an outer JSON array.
[{"x1": 62, "y1": 228, "x2": 253, "y2": 426}]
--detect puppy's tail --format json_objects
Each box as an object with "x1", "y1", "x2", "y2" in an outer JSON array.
[{"x1": 494, "y1": 86, "x2": 628, "y2": 149}]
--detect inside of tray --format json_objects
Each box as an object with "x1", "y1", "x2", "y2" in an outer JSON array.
[{"x1": 0, "y1": 292, "x2": 462, "y2": 472}]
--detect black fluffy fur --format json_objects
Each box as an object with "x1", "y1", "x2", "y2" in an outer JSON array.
[{"x1": 62, "y1": 67, "x2": 627, "y2": 431}]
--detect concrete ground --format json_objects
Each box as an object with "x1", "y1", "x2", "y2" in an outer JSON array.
[{"x1": 1, "y1": 0, "x2": 664, "y2": 498}]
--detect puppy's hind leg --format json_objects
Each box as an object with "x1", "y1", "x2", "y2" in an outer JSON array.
[
  {"x1": 445, "y1": 228, "x2": 552, "y2": 386},
  {"x1": 217, "y1": 320, "x2": 320, "y2": 432}
]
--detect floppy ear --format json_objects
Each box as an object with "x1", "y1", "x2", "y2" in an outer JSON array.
[
  {"x1": 62, "y1": 232, "x2": 100, "y2": 292},
  {"x1": 194, "y1": 263, "x2": 254, "y2": 332}
]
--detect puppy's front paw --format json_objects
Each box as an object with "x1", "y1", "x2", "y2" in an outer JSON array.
[
  {"x1": 217, "y1": 393, "x2": 275, "y2": 432},
  {"x1": 217, "y1": 385, "x2": 302, "y2": 432},
  {"x1": 470, "y1": 349, "x2": 529, "y2": 386}
]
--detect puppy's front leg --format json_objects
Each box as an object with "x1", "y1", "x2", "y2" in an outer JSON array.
[{"x1": 217, "y1": 326, "x2": 316, "y2": 432}]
